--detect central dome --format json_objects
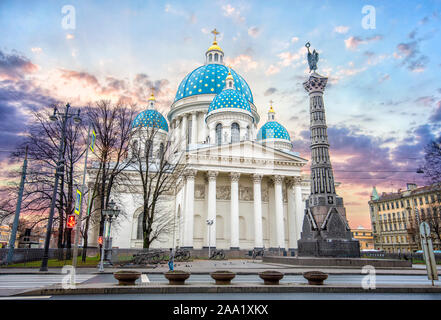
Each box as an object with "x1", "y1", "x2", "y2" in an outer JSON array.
[
  {"x1": 207, "y1": 88, "x2": 252, "y2": 115},
  {"x1": 174, "y1": 64, "x2": 253, "y2": 103}
]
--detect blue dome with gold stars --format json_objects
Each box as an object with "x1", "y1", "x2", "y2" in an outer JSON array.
[
  {"x1": 174, "y1": 64, "x2": 253, "y2": 103},
  {"x1": 257, "y1": 121, "x2": 290, "y2": 141},
  {"x1": 132, "y1": 109, "x2": 169, "y2": 132},
  {"x1": 207, "y1": 88, "x2": 252, "y2": 117}
]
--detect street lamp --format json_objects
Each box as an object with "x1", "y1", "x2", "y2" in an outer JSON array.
[
  {"x1": 98, "y1": 199, "x2": 120, "y2": 272},
  {"x1": 206, "y1": 219, "x2": 214, "y2": 259},
  {"x1": 40, "y1": 103, "x2": 82, "y2": 272}
]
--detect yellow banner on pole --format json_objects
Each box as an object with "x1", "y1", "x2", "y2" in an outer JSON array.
[
  {"x1": 74, "y1": 189, "x2": 82, "y2": 215},
  {"x1": 90, "y1": 129, "x2": 96, "y2": 152}
]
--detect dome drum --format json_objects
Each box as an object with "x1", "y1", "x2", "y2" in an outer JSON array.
[{"x1": 259, "y1": 138, "x2": 293, "y2": 151}]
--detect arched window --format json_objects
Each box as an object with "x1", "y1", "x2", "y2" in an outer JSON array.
[
  {"x1": 214, "y1": 53, "x2": 218, "y2": 62},
  {"x1": 220, "y1": 55, "x2": 223, "y2": 63},
  {"x1": 246, "y1": 126, "x2": 251, "y2": 140},
  {"x1": 137, "y1": 213, "x2": 143, "y2": 240},
  {"x1": 159, "y1": 143, "x2": 164, "y2": 159},
  {"x1": 231, "y1": 123, "x2": 240, "y2": 143},
  {"x1": 216, "y1": 123, "x2": 222, "y2": 146},
  {"x1": 209, "y1": 54, "x2": 212, "y2": 62},
  {"x1": 132, "y1": 140, "x2": 138, "y2": 153},
  {"x1": 228, "y1": 82, "x2": 232, "y2": 88},
  {"x1": 187, "y1": 119, "x2": 192, "y2": 145},
  {"x1": 146, "y1": 140, "x2": 153, "y2": 159}
]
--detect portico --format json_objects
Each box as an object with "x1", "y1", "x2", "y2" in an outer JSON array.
[{"x1": 176, "y1": 141, "x2": 309, "y2": 250}]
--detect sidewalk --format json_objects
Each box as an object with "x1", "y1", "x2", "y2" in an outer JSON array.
[{"x1": 0, "y1": 260, "x2": 439, "y2": 275}]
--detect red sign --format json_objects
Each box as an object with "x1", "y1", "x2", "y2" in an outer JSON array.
[
  {"x1": 98, "y1": 236, "x2": 103, "y2": 245},
  {"x1": 66, "y1": 215, "x2": 76, "y2": 228}
]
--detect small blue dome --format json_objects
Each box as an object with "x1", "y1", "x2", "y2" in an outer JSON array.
[
  {"x1": 174, "y1": 64, "x2": 253, "y2": 103},
  {"x1": 257, "y1": 121, "x2": 291, "y2": 141},
  {"x1": 132, "y1": 109, "x2": 169, "y2": 132},
  {"x1": 207, "y1": 89, "x2": 252, "y2": 115}
]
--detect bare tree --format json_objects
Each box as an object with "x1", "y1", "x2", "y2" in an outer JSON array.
[
  {"x1": 85, "y1": 100, "x2": 136, "y2": 250},
  {"x1": 0, "y1": 107, "x2": 86, "y2": 256},
  {"x1": 424, "y1": 191, "x2": 441, "y2": 250},
  {"x1": 406, "y1": 190, "x2": 441, "y2": 251},
  {"x1": 420, "y1": 138, "x2": 441, "y2": 184},
  {"x1": 126, "y1": 126, "x2": 185, "y2": 249}
]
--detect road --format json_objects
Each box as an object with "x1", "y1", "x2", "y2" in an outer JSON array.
[
  {"x1": 16, "y1": 292, "x2": 441, "y2": 300},
  {"x1": 0, "y1": 273, "x2": 440, "y2": 299}
]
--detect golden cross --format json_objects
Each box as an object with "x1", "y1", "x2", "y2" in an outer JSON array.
[{"x1": 211, "y1": 28, "x2": 220, "y2": 42}]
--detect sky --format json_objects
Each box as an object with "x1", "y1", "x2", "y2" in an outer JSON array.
[{"x1": 0, "y1": 0, "x2": 440, "y2": 229}]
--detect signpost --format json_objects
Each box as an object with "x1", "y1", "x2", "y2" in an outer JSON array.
[
  {"x1": 72, "y1": 124, "x2": 93, "y2": 268},
  {"x1": 419, "y1": 221, "x2": 438, "y2": 285}
]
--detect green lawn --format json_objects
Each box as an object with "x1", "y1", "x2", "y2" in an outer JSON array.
[{"x1": 3, "y1": 255, "x2": 101, "y2": 268}]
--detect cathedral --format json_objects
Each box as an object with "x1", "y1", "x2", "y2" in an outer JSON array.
[{"x1": 89, "y1": 32, "x2": 310, "y2": 251}]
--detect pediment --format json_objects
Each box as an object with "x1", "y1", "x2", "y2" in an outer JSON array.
[{"x1": 187, "y1": 141, "x2": 308, "y2": 164}]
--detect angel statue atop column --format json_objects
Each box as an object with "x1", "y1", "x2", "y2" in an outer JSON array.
[{"x1": 305, "y1": 42, "x2": 319, "y2": 73}]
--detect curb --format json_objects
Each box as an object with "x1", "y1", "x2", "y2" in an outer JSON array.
[{"x1": 20, "y1": 283, "x2": 441, "y2": 296}]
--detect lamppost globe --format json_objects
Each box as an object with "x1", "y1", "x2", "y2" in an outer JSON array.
[{"x1": 49, "y1": 109, "x2": 58, "y2": 122}]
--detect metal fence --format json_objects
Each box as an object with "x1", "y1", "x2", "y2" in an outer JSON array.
[
  {"x1": 361, "y1": 251, "x2": 441, "y2": 262},
  {"x1": 0, "y1": 248, "x2": 100, "y2": 265}
]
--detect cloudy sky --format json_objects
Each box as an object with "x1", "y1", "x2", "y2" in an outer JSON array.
[{"x1": 1, "y1": 0, "x2": 440, "y2": 228}]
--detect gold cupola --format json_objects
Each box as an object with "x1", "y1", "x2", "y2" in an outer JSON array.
[{"x1": 205, "y1": 28, "x2": 224, "y2": 65}]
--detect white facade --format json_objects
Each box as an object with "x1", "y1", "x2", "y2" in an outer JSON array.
[{"x1": 87, "y1": 37, "x2": 311, "y2": 250}]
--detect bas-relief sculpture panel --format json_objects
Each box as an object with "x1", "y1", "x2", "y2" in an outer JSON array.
[
  {"x1": 239, "y1": 187, "x2": 253, "y2": 201},
  {"x1": 262, "y1": 188, "x2": 269, "y2": 202},
  {"x1": 216, "y1": 186, "x2": 231, "y2": 200},
  {"x1": 195, "y1": 184, "x2": 205, "y2": 200},
  {"x1": 198, "y1": 185, "x2": 272, "y2": 202}
]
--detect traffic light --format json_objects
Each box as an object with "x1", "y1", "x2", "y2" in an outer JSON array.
[
  {"x1": 66, "y1": 215, "x2": 76, "y2": 228},
  {"x1": 98, "y1": 236, "x2": 103, "y2": 245}
]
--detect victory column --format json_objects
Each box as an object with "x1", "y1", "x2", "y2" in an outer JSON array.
[{"x1": 298, "y1": 43, "x2": 360, "y2": 257}]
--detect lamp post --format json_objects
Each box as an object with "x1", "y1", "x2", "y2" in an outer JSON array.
[
  {"x1": 72, "y1": 123, "x2": 93, "y2": 268},
  {"x1": 206, "y1": 219, "x2": 214, "y2": 259},
  {"x1": 98, "y1": 200, "x2": 120, "y2": 272},
  {"x1": 40, "y1": 104, "x2": 82, "y2": 272}
]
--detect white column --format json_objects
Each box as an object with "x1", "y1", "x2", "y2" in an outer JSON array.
[
  {"x1": 172, "y1": 119, "x2": 177, "y2": 147},
  {"x1": 274, "y1": 175, "x2": 285, "y2": 249},
  {"x1": 230, "y1": 172, "x2": 240, "y2": 249},
  {"x1": 294, "y1": 179, "x2": 304, "y2": 243},
  {"x1": 191, "y1": 112, "x2": 197, "y2": 145},
  {"x1": 181, "y1": 114, "x2": 188, "y2": 149},
  {"x1": 183, "y1": 169, "x2": 196, "y2": 248},
  {"x1": 201, "y1": 113, "x2": 207, "y2": 143},
  {"x1": 207, "y1": 171, "x2": 218, "y2": 248},
  {"x1": 253, "y1": 174, "x2": 263, "y2": 248},
  {"x1": 287, "y1": 178, "x2": 298, "y2": 249}
]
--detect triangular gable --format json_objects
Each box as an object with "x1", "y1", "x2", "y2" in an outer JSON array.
[{"x1": 187, "y1": 140, "x2": 308, "y2": 164}]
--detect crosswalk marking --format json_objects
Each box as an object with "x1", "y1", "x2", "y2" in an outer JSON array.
[
  {"x1": 0, "y1": 296, "x2": 52, "y2": 300},
  {"x1": 0, "y1": 274, "x2": 94, "y2": 289},
  {"x1": 141, "y1": 274, "x2": 149, "y2": 283}
]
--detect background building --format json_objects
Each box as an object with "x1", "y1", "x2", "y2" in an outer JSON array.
[
  {"x1": 369, "y1": 183, "x2": 441, "y2": 253},
  {"x1": 351, "y1": 226, "x2": 374, "y2": 250},
  {"x1": 0, "y1": 225, "x2": 11, "y2": 248}
]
